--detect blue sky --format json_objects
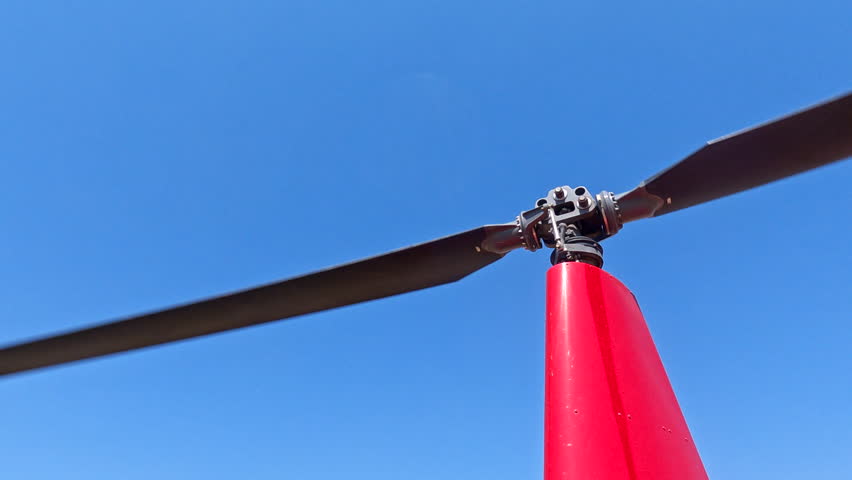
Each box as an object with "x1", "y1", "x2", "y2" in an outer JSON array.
[{"x1": 1, "y1": 1, "x2": 850, "y2": 479}]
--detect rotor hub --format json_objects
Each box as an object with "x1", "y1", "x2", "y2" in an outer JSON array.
[{"x1": 515, "y1": 185, "x2": 621, "y2": 254}]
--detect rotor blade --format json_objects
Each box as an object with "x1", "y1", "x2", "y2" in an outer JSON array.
[
  {"x1": 0, "y1": 224, "x2": 519, "y2": 377},
  {"x1": 616, "y1": 92, "x2": 852, "y2": 222}
]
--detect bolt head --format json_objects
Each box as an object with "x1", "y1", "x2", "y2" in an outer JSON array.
[
  {"x1": 578, "y1": 196, "x2": 591, "y2": 208},
  {"x1": 554, "y1": 187, "x2": 565, "y2": 199}
]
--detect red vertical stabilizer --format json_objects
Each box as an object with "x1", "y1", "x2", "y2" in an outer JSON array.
[{"x1": 544, "y1": 262, "x2": 708, "y2": 480}]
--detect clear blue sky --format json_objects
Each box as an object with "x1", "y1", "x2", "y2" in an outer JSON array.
[{"x1": 1, "y1": 2, "x2": 850, "y2": 479}]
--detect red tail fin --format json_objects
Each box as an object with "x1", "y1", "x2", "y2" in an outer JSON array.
[{"x1": 545, "y1": 262, "x2": 708, "y2": 479}]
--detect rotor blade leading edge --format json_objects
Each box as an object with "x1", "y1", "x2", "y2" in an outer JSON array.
[
  {"x1": 617, "y1": 91, "x2": 852, "y2": 222},
  {"x1": 0, "y1": 224, "x2": 517, "y2": 377}
]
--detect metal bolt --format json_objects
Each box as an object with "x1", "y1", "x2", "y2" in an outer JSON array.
[
  {"x1": 554, "y1": 187, "x2": 565, "y2": 199},
  {"x1": 578, "y1": 196, "x2": 590, "y2": 208}
]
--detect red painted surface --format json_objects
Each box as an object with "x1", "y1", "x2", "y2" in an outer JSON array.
[{"x1": 544, "y1": 262, "x2": 708, "y2": 480}]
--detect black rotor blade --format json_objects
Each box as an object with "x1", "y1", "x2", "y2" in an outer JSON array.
[
  {"x1": 0, "y1": 224, "x2": 518, "y2": 377},
  {"x1": 617, "y1": 92, "x2": 852, "y2": 222}
]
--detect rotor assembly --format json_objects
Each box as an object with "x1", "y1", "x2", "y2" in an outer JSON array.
[{"x1": 1, "y1": 91, "x2": 850, "y2": 377}]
